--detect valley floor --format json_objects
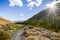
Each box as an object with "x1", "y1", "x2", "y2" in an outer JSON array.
[{"x1": 9, "y1": 26, "x2": 60, "y2": 40}]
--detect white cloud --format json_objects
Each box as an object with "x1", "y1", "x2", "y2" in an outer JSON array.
[
  {"x1": 27, "y1": 0, "x2": 43, "y2": 9},
  {"x1": 20, "y1": 14, "x2": 24, "y2": 16},
  {"x1": 26, "y1": 0, "x2": 32, "y2": 2},
  {"x1": 9, "y1": 0, "x2": 43, "y2": 9},
  {"x1": 45, "y1": 0, "x2": 60, "y2": 8},
  {"x1": 9, "y1": 0, "x2": 23, "y2": 7}
]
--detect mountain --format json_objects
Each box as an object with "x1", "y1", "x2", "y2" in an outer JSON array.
[
  {"x1": 22, "y1": 3, "x2": 60, "y2": 32},
  {"x1": 27, "y1": 3, "x2": 60, "y2": 22},
  {"x1": 27, "y1": 9, "x2": 48, "y2": 22},
  {"x1": 0, "y1": 17, "x2": 13, "y2": 24}
]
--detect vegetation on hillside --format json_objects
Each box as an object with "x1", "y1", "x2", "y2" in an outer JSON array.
[
  {"x1": 0, "y1": 24, "x2": 23, "y2": 40},
  {"x1": 20, "y1": 3, "x2": 60, "y2": 32},
  {"x1": 21, "y1": 16, "x2": 60, "y2": 32},
  {"x1": 0, "y1": 17, "x2": 24, "y2": 40},
  {"x1": 24, "y1": 27, "x2": 60, "y2": 40}
]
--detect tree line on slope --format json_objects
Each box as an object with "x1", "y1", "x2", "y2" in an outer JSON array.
[{"x1": 21, "y1": 16, "x2": 60, "y2": 32}]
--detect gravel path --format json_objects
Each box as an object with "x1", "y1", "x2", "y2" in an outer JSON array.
[{"x1": 10, "y1": 27, "x2": 26, "y2": 40}]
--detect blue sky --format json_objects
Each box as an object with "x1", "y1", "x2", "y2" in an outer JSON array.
[{"x1": 0, "y1": 0, "x2": 53, "y2": 21}]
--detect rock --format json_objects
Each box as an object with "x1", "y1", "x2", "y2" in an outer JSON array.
[
  {"x1": 50, "y1": 32, "x2": 58, "y2": 37},
  {"x1": 26, "y1": 36, "x2": 39, "y2": 40},
  {"x1": 39, "y1": 36, "x2": 51, "y2": 40},
  {"x1": 51, "y1": 37, "x2": 59, "y2": 40},
  {"x1": 24, "y1": 27, "x2": 60, "y2": 40},
  {"x1": 58, "y1": 32, "x2": 60, "y2": 39}
]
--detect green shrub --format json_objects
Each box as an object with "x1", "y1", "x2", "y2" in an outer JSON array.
[{"x1": 0, "y1": 29, "x2": 10, "y2": 40}]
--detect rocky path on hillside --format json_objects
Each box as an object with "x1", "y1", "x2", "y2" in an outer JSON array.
[
  {"x1": 9, "y1": 26, "x2": 26, "y2": 40},
  {"x1": 10, "y1": 26, "x2": 60, "y2": 40}
]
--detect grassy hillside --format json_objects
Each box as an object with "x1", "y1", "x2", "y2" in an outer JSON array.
[
  {"x1": 0, "y1": 17, "x2": 24, "y2": 40},
  {"x1": 27, "y1": 9, "x2": 48, "y2": 22},
  {"x1": 0, "y1": 17, "x2": 13, "y2": 24}
]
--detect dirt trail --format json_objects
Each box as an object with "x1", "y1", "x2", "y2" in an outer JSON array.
[{"x1": 10, "y1": 27, "x2": 26, "y2": 40}]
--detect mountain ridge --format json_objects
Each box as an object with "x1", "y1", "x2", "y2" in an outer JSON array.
[{"x1": 27, "y1": 3, "x2": 60, "y2": 22}]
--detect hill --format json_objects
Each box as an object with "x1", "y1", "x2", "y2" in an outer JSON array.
[
  {"x1": 21, "y1": 3, "x2": 60, "y2": 32},
  {"x1": 0, "y1": 17, "x2": 23, "y2": 40},
  {"x1": 0, "y1": 17, "x2": 13, "y2": 24},
  {"x1": 27, "y1": 3, "x2": 60, "y2": 22}
]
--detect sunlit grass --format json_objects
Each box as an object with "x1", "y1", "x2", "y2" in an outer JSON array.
[{"x1": 0, "y1": 24, "x2": 24, "y2": 40}]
